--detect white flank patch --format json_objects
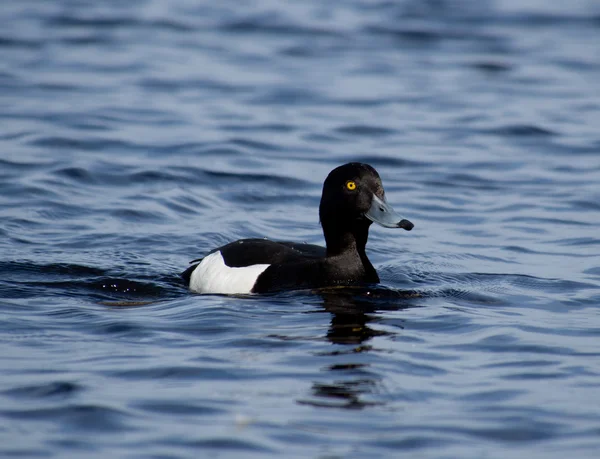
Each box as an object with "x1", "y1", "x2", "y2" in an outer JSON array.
[{"x1": 188, "y1": 251, "x2": 270, "y2": 294}]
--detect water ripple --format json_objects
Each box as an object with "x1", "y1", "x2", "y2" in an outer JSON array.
[{"x1": 1, "y1": 0, "x2": 600, "y2": 457}]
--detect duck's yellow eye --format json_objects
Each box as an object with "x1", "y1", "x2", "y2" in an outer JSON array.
[{"x1": 346, "y1": 180, "x2": 357, "y2": 191}]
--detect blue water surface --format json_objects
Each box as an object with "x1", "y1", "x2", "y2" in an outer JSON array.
[{"x1": 1, "y1": 0, "x2": 600, "y2": 457}]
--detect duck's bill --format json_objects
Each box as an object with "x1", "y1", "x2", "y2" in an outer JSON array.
[{"x1": 365, "y1": 194, "x2": 414, "y2": 230}]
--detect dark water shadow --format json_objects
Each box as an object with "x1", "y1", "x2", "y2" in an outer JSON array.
[
  {"x1": 0, "y1": 261, "x2": 185, "y2": 304},
  {"x1": 298, "y1": 286, "x2": 422, "y2": 409},
  {"x1": 315, "y1": 286, "x2": 421, "y2": 345}
]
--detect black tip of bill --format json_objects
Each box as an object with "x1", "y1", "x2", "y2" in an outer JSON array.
[{"x1": 398, "y1": 219, "x2": 414, "y2": 231}]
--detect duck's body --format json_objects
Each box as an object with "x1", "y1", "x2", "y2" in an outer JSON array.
[
  {"x1": 182, "y1": 163, "x2": 413, "y2": 294},
  {"x1": 182, "y1": 238, "x2": 376, "y2": 294}
]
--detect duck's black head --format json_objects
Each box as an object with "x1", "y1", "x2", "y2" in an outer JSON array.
[{"x1": 319, "y1": 163, "x2": 413, "y2": 254}]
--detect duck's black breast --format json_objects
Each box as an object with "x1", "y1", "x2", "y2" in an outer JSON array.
[{"x1": 252, "y1": 247, "x2": 378, "y2": 294}]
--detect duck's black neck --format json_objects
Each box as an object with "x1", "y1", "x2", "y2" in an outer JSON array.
[
  {"x1": 322, "y1": 221, "x2": 366, "y2": 255},
  {"x1": 322, "y1": 219, "x2": 378, "y2": 281}
]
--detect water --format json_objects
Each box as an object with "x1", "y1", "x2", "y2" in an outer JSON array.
[{"x1": 1, "y1": 0, "x2": 600, "y2": 457}]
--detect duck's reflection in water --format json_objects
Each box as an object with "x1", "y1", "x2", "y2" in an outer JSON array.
[{"x1": 299, "y1": 287, "x2": 420, "y2": 409}]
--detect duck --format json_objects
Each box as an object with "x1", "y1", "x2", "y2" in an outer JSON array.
[{"x1": 182, "y1": 162, "x2": 413, "y2": 294}]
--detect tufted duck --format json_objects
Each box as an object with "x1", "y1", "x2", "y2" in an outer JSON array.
[{"x1": 182, "y1": 163, "x2": 413, "y2": 294}]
